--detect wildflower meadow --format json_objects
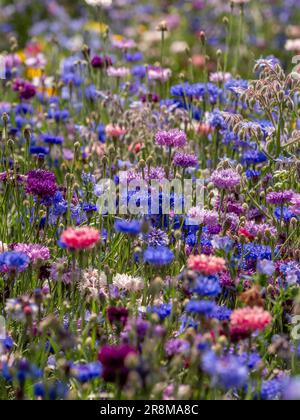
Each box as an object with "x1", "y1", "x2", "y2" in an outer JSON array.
[{"x1": 1, "y1": 0, "x2": 300, "y2": 403}]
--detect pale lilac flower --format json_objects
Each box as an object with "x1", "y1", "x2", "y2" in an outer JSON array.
[
  {"x1": 107, "y1": 67, "x2": 130, "y2": 78},
  {"x1": 148, "y1": 67, "x2": 172, "y2": 82},
  {"x1": 211, "y1": 169, "x2": 241, "y2": 190}
]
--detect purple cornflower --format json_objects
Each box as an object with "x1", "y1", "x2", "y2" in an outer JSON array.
[
  {"x1": 266, "y1": 191, "x2": 294, "y2": 205},
  {"x1": 145, "y1": 167, "x2": 166, "y2": 181},
  {"x1": 91, "y1": 55, "x2": 112, "y2": 69},
  {"x1": 98, "y1": 345, "x2": 137, "y2": 384},
  {"x1": 290, "y1": 193, "x2": 300, "y2": 216},
  {"x1": 12, "y1": 244, "x2": 50, "y2": 263},
  {"x1": 211, "y1": 169, "x2": 241, "y2": 190},
  {"x1": 49, "y1": 258, "x2": 77, "y2": 285},
  {"x1": 165, "y1": 339, "x2": 190, "y2": 357},
  {"x1": 25, "y1": 170, "x2": 57, "y2": 200},
  {"x1": 155, "y1": 129, "x2": 187, "y2": 148},
  {"x1": 173, "y1": 152, "x2": 198, "y2": 168}
]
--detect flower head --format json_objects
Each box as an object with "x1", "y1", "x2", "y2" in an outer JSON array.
[
  {"x1": 12, "y1": 244, "x2": 50, "y2": 263},
  {"x1": 211, "y1": 169, "x2": 241, "y2": 190},
  {"x1": 230, "y1": 307, "x2": 272, "y2": 338},
  {"x1": 144, "y1": 246, "x2": 174, "y2": 266},
  {"x1": 25, "y1": 170, "x2": 57, "y2": 200},
  {"x1": 0, "y1": 252, "x2": 30, "y2": 273},
  {"x1": 155, "y1": 129, "x2": 187, "y2": 148},
  {"x1": 188, "y1": 254, "x2": 226, "y2": 275},
  {"x1": 60, "y1": 227, "x2": 100, "y2": 250}
]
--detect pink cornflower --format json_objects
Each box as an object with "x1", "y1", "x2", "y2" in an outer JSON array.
[
  {"x1": 148, "y1": 66, "x2": 172, "y2": 82},
  {"x1": 106, "y1": 124, "x2": 127, "y2": 137},
  {"x1": 12, "y1": 244, "x2": 50, "y2": 263},
  {"x1": 60, "y1": 227, "x2": 100, "y2": 250},
  {"x1": 187, "y1": 254, "x2": 226, "y2": 275},
  {"x1": 155, "y1": 129, "x2": 187, "y2": 148},
  {"x1": 107, "y1": 67, "x2": 130, "y2": 78},
  {"x1": 230, "y1": 307, "x2": 272, "y2": 336},
  {"x1": 211, "y1": 169, "x2": 241, "y2": 190}
]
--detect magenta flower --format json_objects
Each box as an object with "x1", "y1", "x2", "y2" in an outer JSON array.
[
  {"x1": 173, "y1": 152, "x2": 198, "y2": 168},
  {"x1": 155, "y1": 129, "x2": 187, "y2": 148},
  {"x1": 25, "y1": 170, "x2": 57, "y2": 200}
]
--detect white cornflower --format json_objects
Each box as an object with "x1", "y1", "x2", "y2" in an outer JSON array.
[
  {"x1": 85, "y1": 0, "x2": 112, "y2": 7},
  {"x1": 113, "y1": 273, "x2": 144, "y2": 292},
  {"x1": 79, "y1": 268, "x2": 108, "y2": 298},
  {"x1": 285, "y1": 39, "x2": 300, "y2": 52}
]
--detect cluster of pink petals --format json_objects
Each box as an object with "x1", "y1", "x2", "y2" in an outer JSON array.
[
  {"x1": 13, "y1": 244, "x2": 50, "y2": 263},
  {"x1": 61, "y1": 227, "x2": 100, "y2": 250},
  {"x1": 106, "y1": 124, "x2": 127, "y2": 137},
  {"x1": 187, "y1": 254, "x2": 226, "y2": 275},
  {"x1": 230, "y1": 306, "x2": 272, "y2": 335}
]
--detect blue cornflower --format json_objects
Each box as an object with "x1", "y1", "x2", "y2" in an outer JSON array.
[
  {"x1": 279, "y1": 261, "x2": 300, "y2": 285},
  {"x1": 124, "y1": 51, "x2": 143, "y2": 62},
  {"x1": 0, "y1": 252, "x2": 30, "y2": 273},
  {"x1": 257, "y1": 259, "x2": 275, "y2": 276},
  {"x1": 30, "y1": 146, "x2": 49, "y2": 155},
  {"x1": 41, "y1": 134, "x2": 64, "y2": 145},
  {"x1": 98, "y1": 124, "x2": 106, "y2": 143},
  {"x1": 207, "y1": 109, "x2": 226, "y2": 130},
  {"x1": 239, "y1": 244, "x2": 272, "y2": 262},
  {"x1": 191, "y1": 275, "x2": 221, "y2": 298},
  {"x1": 261, "y1": 377, "x2": 287, "y2": 401},
  {"x1": 47, "y1": 109, "x2": 70, "y2": 122},
  {"x1": 143, "y1": 246, "x2": 174, "y2": 266},
  {"x1": 185, "y1": 300, "x2": 217, "y2": 317},
  {"x1": 246, "y1": 169, "x2": 261, "y2": 179},
  {"x1": 274, "y1": 207, "x2": 296, "y2": 222},
  {"x1": 72, "y1": 362, "x2": 102, "y2": 383},
  {"x1": 242, "y1": 149, "x2": 267, "y2": 165},
  {"x1": 82, "y1": 203, "x2": 97, "y2": 213},
  {"x1": 114, "y1": 220, "x2": 141, "y2": 235},
  {"x1": 148, "y1": 303, "x2": 172, "y2": 321},
  {"x1": 0, "y1": 336, "x2": 14, "y2": 351},
  {"x1": 131, "y1": 65, "x2": 146, "y2": 78},
  {"x1": 170, "y1": 82, "x2": 190, "y2": 98},
  {"x1": 85, "y1": 85, "x2": 97, "y2": 101},
  {"x1": 238, "y1": 352, "x2": 262, "y2": 370},
  {"x1": 202, "y1": 351, "x2": 249, "y2": 390},
  {"x1": 208, "y1": 305, "x2": 232, "y2": 321},
  {"x1": 81, "y1": 172, "x2": 96, "y2": 185}
]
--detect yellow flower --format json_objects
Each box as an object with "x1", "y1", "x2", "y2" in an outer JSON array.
[
  {"x1": 84, "y1": 21, "x2": 109, "y2": 34},
  {"x1": 17, "y1": 51, "x2": 26, "y2": 63},
  {"x1": 26, "y1": 68, "x2": 43, "y2": 80}
]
